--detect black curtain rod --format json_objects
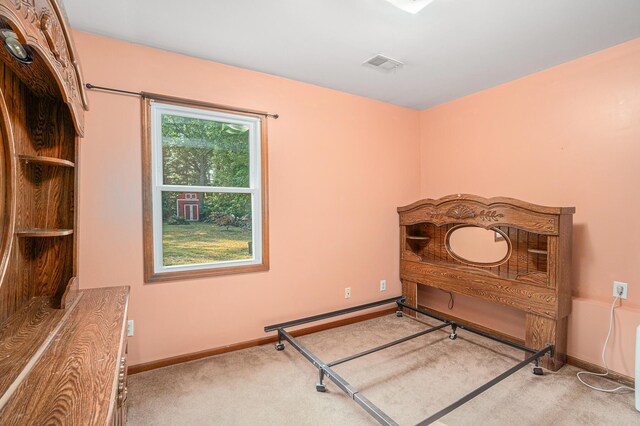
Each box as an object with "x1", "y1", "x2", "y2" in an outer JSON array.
[{"x1": 85, "y1": 83, "x2": 279, "y2": 119}]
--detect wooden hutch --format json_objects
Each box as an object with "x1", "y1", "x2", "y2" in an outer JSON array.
[
  {"x1": 398, "y1": 194, "x2": 574, "y2": 370},
  {"x1": 0, "y1": 0, "x2": 129, "y2": 424}
]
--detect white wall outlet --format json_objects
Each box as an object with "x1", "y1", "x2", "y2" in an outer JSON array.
[
  {"x1": 127, "y1": 319, "x2": 134, "y2": 337},
  {"x1": 344, "y1": 287, "x2": 351, "y2": 299},
  {"x1": 380, "y1": 279, "x2": 387, "y2": 291},
  {"x1": 613, "y1": 281, "x2": 628, "y2": 300}
]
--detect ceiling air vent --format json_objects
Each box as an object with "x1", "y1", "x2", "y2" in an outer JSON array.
[{"x1": 363, "y1": 54, "x2": 404, "y2": 72}]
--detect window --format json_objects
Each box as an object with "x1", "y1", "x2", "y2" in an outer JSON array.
[{"x1": 142, "y1": 99, "x2": 269, "y2": 282}]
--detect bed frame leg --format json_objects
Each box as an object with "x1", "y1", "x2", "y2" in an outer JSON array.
[
  {"x1": 316, "y1": 369, "x2": 327, "y2": 392},
  {"x1": 532, "y1": 358, "x2": 544, "y2": 376},
  {"x1": 395, "y1": 299, "x2": 404, "y2": 317},
  {"x1": 275, "y1": 330, "x2": 285, "y2": 351},
  {"x1": 449, "y1": 323, "x2": 458, "y2": 340}
]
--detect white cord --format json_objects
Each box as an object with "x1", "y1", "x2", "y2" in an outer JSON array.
[{"x1": 576, "y1": 294, "x2": 634, "y2": 393}]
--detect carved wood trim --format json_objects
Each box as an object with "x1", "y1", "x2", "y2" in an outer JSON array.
[
  {"x1": 398, "y1": 196, "x2": 565, "y2": 235},
  {"x1": 0, "y1": 0, "x2": 87, "y2": 135},
  {"x1": 398, "y1": 194, "x2": 575, "y2": 215},
  {"x1": 46, "y1": 0, "x2": 89, "y2": 109},
  {"x1": 39, "y1": 14, "x2": 64, "y2": 65}
]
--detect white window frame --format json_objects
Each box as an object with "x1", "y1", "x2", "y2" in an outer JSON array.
[{"x1": 150, "y1": 101, "x2": 263, "y2": 274}]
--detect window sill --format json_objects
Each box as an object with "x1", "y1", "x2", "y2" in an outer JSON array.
[{"x1": 144, "y1": 262, "x2": 269, "y2": 283}]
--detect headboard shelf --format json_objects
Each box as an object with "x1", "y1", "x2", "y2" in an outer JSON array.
[
  {"x1": 528, "y1": 248, "x2": 548, "y2": 255},
  {"x1": 398, "y1": 194, "x2": 574, "y2": 370}
]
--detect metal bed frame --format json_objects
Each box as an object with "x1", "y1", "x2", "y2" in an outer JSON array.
[{"x1": 264, "y1": 296, "x2": 553, "y2": 426}]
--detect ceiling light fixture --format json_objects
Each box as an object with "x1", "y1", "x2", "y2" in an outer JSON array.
[{"x1": 384, "y1": 0, "x2": 435, "y2": 14}]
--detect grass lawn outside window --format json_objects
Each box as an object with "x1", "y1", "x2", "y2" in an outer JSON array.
[{"x1": 162, "y1": 222, "x2": 252, "y2": 266}]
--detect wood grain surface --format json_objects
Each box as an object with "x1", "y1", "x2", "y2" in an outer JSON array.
[
  {"x1": 525, "y1": 312, "x2": 568, "y2": 371},
  {"x1": 15, "y1": 228, "x2": 74, "y2": 237},
  {"x1": 0, "y1": 295, "x2": 79, "y2": 398},
  {"x1": 401, "y1": 280, "x2": 418, "y2": 318},
  {"x1": 401, "y1": 260, "x2": 558, "y2": 318},
  {"x1": 0, "y1": 287, "x2": 129, "y2": 425},
  {"x1": 0, "y1": 37, "x2": 77, "y2": 320},
  {"x1": 18, "y1": 154, "x2": 75, "y2": 167}
]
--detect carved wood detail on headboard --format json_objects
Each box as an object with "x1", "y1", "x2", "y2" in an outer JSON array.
[{"x1": 398, "y1": 194, "x2": 575, "y2": 371}]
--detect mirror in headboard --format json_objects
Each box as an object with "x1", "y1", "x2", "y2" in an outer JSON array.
[
  {"x1": 398, "y1": 194, "x2": 575, "y2": 371},
  {"x1": 445, "y1": 225, "x2": 511, "y2": 267},
  {"x1": 0, "y1": 0, "x2": 87, "y2": 323}
]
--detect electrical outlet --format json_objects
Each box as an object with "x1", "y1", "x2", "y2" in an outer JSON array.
[
  {"x1": 127, "y1": 319, "x2": 134, "y2": 337},
  {"x1": 344, "y1": 287, "x2": 351, "y2": 299},
  {"x1": 613, "y1": 281, "x2": 628, "y2": 300},
  {"x1": 380, "y1": 280, "x2": 387, "y2": 291}
]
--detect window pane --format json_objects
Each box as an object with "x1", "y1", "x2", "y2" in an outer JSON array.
[
  {"x1": 161, "y1": 191, "x2": 253, "y2": 266},
  {"x1": 161, "y1": 114, "x2": 250, "y2": 187}
]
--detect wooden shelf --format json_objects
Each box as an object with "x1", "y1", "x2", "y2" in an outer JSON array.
[
  {"x1": 18, "y1": 155, "x2": 75, "y2": 168},
  {"x1": 16, "y1": 229, "x2": 74, "y2": 238},
  {"x1": 527, "y1": 248, "x2": 548, "y2": 255},
  {"x1": 406, "y1": 235, "x2": 430, "y2": 240}
]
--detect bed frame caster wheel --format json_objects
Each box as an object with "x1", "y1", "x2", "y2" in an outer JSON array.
[
  {"x1": 275, "y1": 343, "x2": 285, "y2": 351},
  {"x1": 532, "y1": 366, "x2": 543, "y2": 376},
  {"x1": 449, "y1": 333, "x2": 457, "y2": 340},
  {"x1": 316, "y1": 383, "x2": 326, "y2": 392},
  {"x1": 396, "y1": 311, "x2": 403, "y2": 317}
]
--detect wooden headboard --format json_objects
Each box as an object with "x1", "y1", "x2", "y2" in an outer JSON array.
[{"x1": 397, "y1": 194, "x2": 575, "y2": 370}]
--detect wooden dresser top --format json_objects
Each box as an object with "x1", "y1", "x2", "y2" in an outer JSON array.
[{"x1": 0, "y1": 286, "x2": 130, "y2": 425}]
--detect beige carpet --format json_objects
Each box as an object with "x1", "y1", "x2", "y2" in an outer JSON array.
[{"x1": 127, "y1": 314, "x2": 638, "y2": 425}]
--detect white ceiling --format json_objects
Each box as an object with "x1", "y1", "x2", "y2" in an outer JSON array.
[{"x1": 61, "y1": 0, "x2": 640, "y2": 110}]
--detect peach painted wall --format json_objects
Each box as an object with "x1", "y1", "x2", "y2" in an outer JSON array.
[
  {"x1": 73, "y1": 32, "x2": 420, "y2": 365},
  {"x1": 418, "y1": 38, "x2": 640, "y2": 377},
  {"x1": 74, "y1": 27, "x2": 640, "y2": 377}
]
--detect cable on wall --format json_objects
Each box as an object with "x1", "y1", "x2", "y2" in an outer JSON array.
[
  {"x1": 439, "y1": 289, "x2": 455, "y2": 310},
  {"x1": 576, "y1": 293, "x2": 634, "y2": 393}
]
